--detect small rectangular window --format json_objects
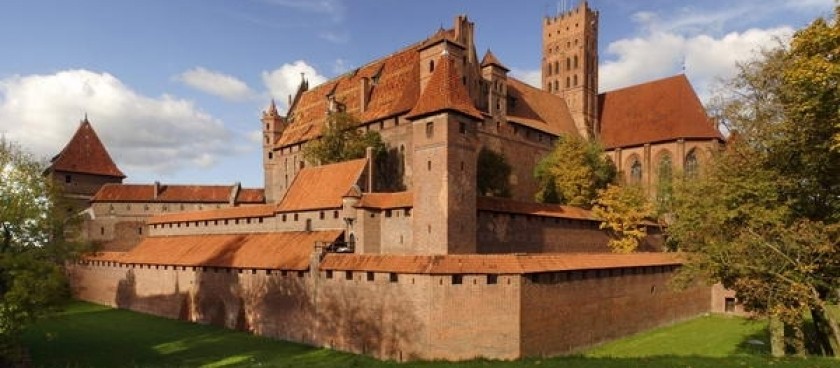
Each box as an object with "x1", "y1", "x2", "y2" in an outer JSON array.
[
  {"x1": 345, "y1": 271, "x2": 353, "y2": 280},
  {"x1": 366, "y1": 272, "x2": 374, "y2": 281},
  {"x1": 65, "y1": 175, "x2": 71, "y2": 183},
  {"x1": 385, "y1": 210, "x2": 392, "y2": 218},
  {"x1": 425, "y1": 121, "x2": 434, "y2": 138},
  {"x1": 459, "y1": 121, "x2": 467, "y2": 134},
  {"x1": 389, "y1": 273, "x2": 398, "y2": 283},
  {"x1": 452, "y1": 275, "x2": 463, "y2": 285},
  {"x1": 294, "y1": 213, "x2": 299, "y2": 221},
  {"x1": 333, "y1": 210, "x2": 339, "y2": 219},
  {"x1": 320, "y1": 211, "x2": 325, "y2": 220},
  {"x1": 487, "y1": 274, "x2": 498, "y2": 284},
  {"x1": 326, "y1": 270, "x2": 333, "y2": 279}
]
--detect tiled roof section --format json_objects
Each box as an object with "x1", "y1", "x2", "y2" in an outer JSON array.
[
  {"x1": 477, "y1": 196, "x2": 598, "y2": 222},
  {"x1": 598, "y1": 74, "x2": 723, "y2": 149},
  {"x1": 147, "y1": 204, "x2": 277, "y2": 225},
  {"x1": 276, "y1": 44, "x2": 421, "y2": 148},
  {"x1": 237, "y1": 188, "x2": 265, "y2": 203},
  {"x1": 91, "y1": 183, "x2": 264, "y2": 204},
  {"x1": 506, "y1": 78, "x2": 578, "y2": 136},
  {"x1": 480, "y1": 50, "x2": 508, "y2": 71},
  {"x1": 321, "y1": 252, "x2": 683, "y2": 274},
  {"x1": 120, "y1": 231, "x2": 342, "y2": 270},
  {"x1": 357, "y1": 191, "x2": 413, "y2": 209},
  {"x1": 406, "y1": 54, "x2": 483, "y2": 121},
  {"x1": 277, "y1": 158, "x2": 367, "y2": 212},
  {"x1": 49, "y1": 119, "x2": 125, "y2": 178}
]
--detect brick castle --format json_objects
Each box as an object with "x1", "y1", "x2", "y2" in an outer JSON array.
[{"x1": 61, "y1": 2, "x2": 730, "y2": 361}]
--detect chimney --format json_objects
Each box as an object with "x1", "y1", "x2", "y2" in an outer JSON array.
[
  {"x1": 360, "y1": 77, "x2": 371, "y2": 113},
  {"x1": 153, "y1": 181, "x2": 160, "y2": 200},
  {"x1": 229, "y1": 182, "x2": 241, "y2": 206}
]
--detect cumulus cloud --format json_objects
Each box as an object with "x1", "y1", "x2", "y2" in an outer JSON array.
[
  {"x1": 261, "y1": 60, "x2": 327, "y2": 112},
  {"x1": 175, "y1": 67, "x2": 256, "y2": 101},
  {"x1": 0, "y1": 70, "x2": 238, "y2": 174},
  {"x1": 600, "y1": 9, "x2": 795, "y2": 103}
]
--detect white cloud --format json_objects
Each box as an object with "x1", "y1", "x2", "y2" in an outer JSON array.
[
  {"x1": 332, "y1": 58, "x2": 349, "y2": 74},
  {"x1": 0, "y1": 70, "x2": 238, "y2": 175},
  {"x1": 600, "y1": 19, "x2": 793, "y2": 103},
  {"x1": 175, "y1": 67, "x2": 255, "y2": 101},
  {"x1": 261, "y1": 60, "x2": 327, "y2": 112},
  {"x1": 509, "y1": 68, "x2": 542, "y2": 88}
]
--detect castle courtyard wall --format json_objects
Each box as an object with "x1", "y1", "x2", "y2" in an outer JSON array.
[{"x1": 67, "y1": 260, "x2": 709, "y2": 361}]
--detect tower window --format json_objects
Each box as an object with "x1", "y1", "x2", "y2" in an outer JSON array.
[
  {"x1": 425, "y1": 121, "x2": 434, "y2": 138},
  {"x1": 429, "y1": 60, "x2": 435, "y2": 72},
  {"x1": 553, "y1": 61, "x2": 559, "y2": 75},
  {"x1": 65, "y1": 175, "x2": 71, "y2": 183},
  {"x1": 566, "y1": 77, "x2": 570, "y2": 88},
  {"x1": 459, "y1": 121, "x2": 467, "y2": 134},
  {"x1": 574, "y1": 55, "x2": 579, "y2": 69},
  {"x1": 268, "y1": 152, "x2": 273, "y2": 160},
  {"x1": 574, "y1": 74, "x2": 578, "y2": 86},
  {"x1": 566, "y1": 58, "x2": 571, "y2": 70}
]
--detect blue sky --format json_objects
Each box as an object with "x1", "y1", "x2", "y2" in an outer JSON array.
[{"x1": 0, "y1": 0, "x2": 835, "y2": 188}]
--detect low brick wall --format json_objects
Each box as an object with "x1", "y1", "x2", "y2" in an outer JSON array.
[{"x1": 67, "y1": 261, "x2": 710, "y2": 361}]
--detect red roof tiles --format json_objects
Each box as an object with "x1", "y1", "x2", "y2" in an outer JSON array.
[
  {"x1": 49, "y1": 119, "x2": 125, "y2": 178},
  {"x1": 598, "y1": 74, "x2": 723, "y2": 149},
  {"x1": 321, "y1": 252, "x2": 683, "y2": 274},
  {"x1": 147, "y1": 204, "x2": 276, "y2": 225},
  {"x1": 277, "y1": 158, "x2": 367, "y2": 212},
  {"x1": 406, "y1": 54, "x2": 483, "y2": 121},
  {"x1": 119, "y1": 231, "x2": 342, "y2": 270},
  {"x1": 357, "y1": 192, "x2": 413, "y2": 209},
  {"x1": 480, "y1": 50, "x2": 508, "y2": 71},
  {"x1": 91, "y1": 183, "x2": 264, "y2": 204},
  {"x1": 506, "y1": 78, "x2": 578, "y2": 136},
  {"x1": 477, "y1": 196, "x2": 598, "y2": 222}
]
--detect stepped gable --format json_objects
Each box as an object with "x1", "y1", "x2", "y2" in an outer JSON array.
[
  {"x1": 598, "y1": 74, "x2": 723, "y2": 149},
  {"x1": 480, "y1": 49, "x2": 508, "y2": 71},
  {"x1": 276, "y1": 42, "x2": 424, "y2": 148},
  {"x1": 321, "y1": 252, "x2": 682, "y2": 274},
  {"x1": 277, "y1": 158, "x2": 367, "y2": 212},
  {"x1": 92, "y1": 183, "x2": 264, "y2": 204},
  {"x1": 506, "y1": 77, "x2": 578, "y2": 136},
  {"x1": 406, "y1": 53, "x2": 483, "y2": 120},
  {"x1": 118, "y1": 231, "x2": 342, "y2": 270},
  {"x1": 48, "y1": 118, "x2": 125, "y2": 178}
]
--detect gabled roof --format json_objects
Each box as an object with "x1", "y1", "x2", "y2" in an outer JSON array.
[
  {"x1": 480, "y1": 49, "x2": 508, "y2": 71},
  {"x1": 118, "y1": 231, "x2": 342, "y2": 270},
  {"x1": 49, "y1": 118, "x2": 125, "y2": 178},
  {"x1": 276, "y1": 43, "x2": 422, "y2": 148},
  {"x1": 277, "y1": 158, "x2": 367, "y2": 212},
  {"x1": 406, "y1": 54, "x2": 483, "y2": 120},
  {"x1": 506, "y1": 77, "x2": 578, "y2": 136},
  {"x1": 91, "y1": 183, "x2": 265, "y2": 204},
  {"x1": 321, "y1": 252, "x2": 682, "y2": 274},
  {"x1": 598, "y1": 74, "x2": 723, "y2": 149}
]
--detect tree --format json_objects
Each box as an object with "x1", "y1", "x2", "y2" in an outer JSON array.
[
  {"x1": 302, "y1": 112, "x2": 386, "y2": 166},
  {"x1": 476, "y1": 148, "x2": 511, "y2": 197},
  {"x1": 670, "y1": 7, "x2": 840, "y2": 357},
  {"x1": 1, "y1": 140, "x2": 79, "y2": 364},
  {"x1": 534, "y1": 134, "x2": 616, "y2": 207},
  {"x1": 591, "y1": 184, "x2": 654, "y2": 253}
]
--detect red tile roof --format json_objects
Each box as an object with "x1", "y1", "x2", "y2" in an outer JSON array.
[
  {"x1": 276, "y1": 44, "x2": 421, "y2": 148},
  {"x1": 357, "y1": 191, "x2": 413, "y2": 209},
  {"x1": 147, "y1": 204, "x2": 277, "y2": 225},
  {"x1": 477, "y1": 196, "x2": 598, "y2": 221},
  {"x1": 406, "y1": 54, "x2": 483, "y2": 121},
  {"x1": 480, "y1": 50, "x2": 508, "y2": 71},
  {"x1": 321, "y1": 252, "x2": 683, "y2": 274},
  {"x1": 91, "y1": 183, "x2": 264, "y2": 204},
  {"x1": 119, "y1": 231, "x2": 342, "y2": 270},
  {"x1": 277, "y1": 158, "x2": 367, "y2": 212},
  {"x1": 49, "y1": 119, "x2": 125, "y2": 178},
  {"x1": 83, "y1": 251, "x2": 126, "y2": 262},
  {"x1": 506, "y1": 78, "x2": 578, "y2": 136},
  {"x1": 598, "y1": 74, "x2": 723, "y2": 149}
]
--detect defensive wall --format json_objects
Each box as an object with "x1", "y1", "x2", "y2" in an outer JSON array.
[{"x1": 68, "y1": 250, "x2": 709, "y2": 361}]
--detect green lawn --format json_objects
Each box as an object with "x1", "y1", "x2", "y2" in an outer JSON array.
[{"x1": 22, "y1": 301, "x2": 837, "y2": 368}]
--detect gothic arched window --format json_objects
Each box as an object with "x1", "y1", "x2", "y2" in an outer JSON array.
[
  {"x1": 685, "y1": 149, "x2": 699, "y2": 178},
  {"x1": 630, "y1": 158, "x2": 642, "y2": 183}
]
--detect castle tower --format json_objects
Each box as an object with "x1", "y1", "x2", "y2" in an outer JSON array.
[
  {"x1": 406, "y1": 53, "x2": 483, "y2": 255},
  {"x1": 480, "y1": 49, "x2": 509, "y2": 122},
  {"x1": 419, "y1": 15, "x2": 482, "y2": 108},
  {"x1": 542, "y1": 0, "x2": 599, "y2": 138},
  {"x1": 261, "y1": 99, "x2": 285, "y2": 203}
]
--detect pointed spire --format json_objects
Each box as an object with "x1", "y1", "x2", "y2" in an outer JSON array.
[
  {"x1": 480, "y1": 49, "x2": 509, "y2": 71},
  {"x1": 49, "y1": 118, "x2": 125, "y2": 178},
  {"x1": 266, "y1": 99, "x2": 278, "y2": 116}
]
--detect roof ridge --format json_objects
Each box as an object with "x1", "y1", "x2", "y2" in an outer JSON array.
[{"x1": 49, "y1": 119, "x2": 125, "y2": 178}]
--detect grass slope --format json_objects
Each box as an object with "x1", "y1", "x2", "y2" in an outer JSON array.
[{"x1": 22, "y1": 301, "x2": 837, "y2": 368}]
